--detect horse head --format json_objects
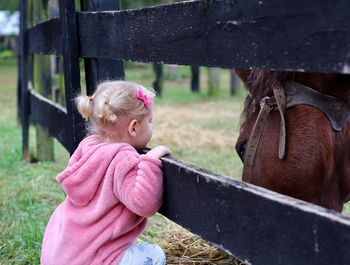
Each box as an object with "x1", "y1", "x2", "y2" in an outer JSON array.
[{"x1": 235, "y1": 69, "x2": 350, "y2": 212}]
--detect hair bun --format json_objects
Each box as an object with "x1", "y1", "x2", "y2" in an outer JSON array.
[{"x1": 76, "y1": 95, "x2": 92, "y2": 119}]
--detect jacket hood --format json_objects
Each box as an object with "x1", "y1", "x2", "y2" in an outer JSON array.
[{"x1": 56, "y1": 135, "x2": 131, "y2": 206}]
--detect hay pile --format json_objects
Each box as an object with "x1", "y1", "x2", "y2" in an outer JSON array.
[
  {"x1": 158, "y1": 224, "x2": 247, "y2": 265},
  {"x1": 152, "y1": 103, "x2": 239, "y2": 150}
]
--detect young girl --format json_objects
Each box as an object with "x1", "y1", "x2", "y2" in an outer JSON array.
[{"x1": 41, "y1": 81, "x2": 171, "y2": 265}]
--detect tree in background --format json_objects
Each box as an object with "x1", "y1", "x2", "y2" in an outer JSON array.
[
  {"x1": 0, "y1": 1, "x2": 19, "y2": 13},
  {"x1": 207, "y1": 68, "x2": 220, "y2": 97},
  {"x1": 30, "y1": 0, "x2": 55, "y2": 161},
  {"x1": 121, "y1": 0, "x2": 181, "y2": 9},
  {"x1": 0, "y1": 0, "x2": 184, "y2": 12}
]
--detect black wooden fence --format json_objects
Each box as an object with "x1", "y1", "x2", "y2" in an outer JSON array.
[{"x1": 19, "y1": 0, "x2": 350, "y2": 264}]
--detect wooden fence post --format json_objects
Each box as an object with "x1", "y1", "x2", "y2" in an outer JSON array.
[
  {"x1": 20, "y1": 0, "x2": 30, "y2": 160},
  {"x1": 49, "y1": 0, "x2": 65, "y2": 106},
  {"x1": 191, "y1": 66, "x2": 200, "y2": 92},
  {"x1": 153, "y1": 63, "x2": 163, "y2": 96},
  {"x1": 80, "y1": 0, "x2": 125, "y2": 95},
  {"x1": 17, "y1": 53, "x2": 21, "y2": 123},
  {"x1": 59, "y1": 0, "x2": 85, "y2": 154},
  {"x1": 208, "y1": 67, "x2": 220, "y2": 96},
  {"x1": 32, "y1": 0, "x2": 54, "y2": 161}
]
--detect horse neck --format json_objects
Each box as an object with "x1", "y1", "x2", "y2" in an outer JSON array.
[
  {"x1": 289, "y1": 72, "x2": 350, "y2": 209},
  {"x1": 294, "y1": 73, "x2": 350, "y2": 102}
]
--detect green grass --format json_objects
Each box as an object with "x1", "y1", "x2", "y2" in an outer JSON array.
[
  {"x1": 0, "y1": 59, "x2": 67, "y2": 263},
  {"x1": 125, "y1": 62, "x2": 246, "y2": 103}
]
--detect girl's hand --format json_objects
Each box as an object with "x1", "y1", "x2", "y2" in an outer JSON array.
[{"x1": 147, "y1": 146, "x2": 172, "y2": 159}]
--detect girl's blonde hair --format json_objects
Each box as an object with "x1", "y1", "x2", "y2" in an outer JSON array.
[{"x1": 75, "y1": 80, "x2": 155, "y2": 137}]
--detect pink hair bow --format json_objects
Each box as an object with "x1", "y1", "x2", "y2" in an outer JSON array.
[{"x1": 136, "y1": 88, "x2": 152, "y2": 107}]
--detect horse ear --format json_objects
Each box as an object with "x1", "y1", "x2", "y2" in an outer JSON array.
[{"x1": 235, "y1": 68, "x2": 251, "y2": 85}]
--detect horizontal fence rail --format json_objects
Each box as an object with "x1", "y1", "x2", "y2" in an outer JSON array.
[
  {"x1": 27, "y1": 0, "x2": 350, "y2": 73},
  {"x1": 28, "y1": 17, "x2": 62, "y2": 55},
  {"x1": 29, "y1": 88, "x2": 74, "y2": 151},
  {"x1": 159, "y1": 156, "x2": 350, "y2": 265}
]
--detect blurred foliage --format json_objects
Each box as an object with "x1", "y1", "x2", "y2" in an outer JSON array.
[
  {"x1": 0, "y1": 50, "x2": 15, "y2": 60},
  {"x1": 0, "y1": 0, "x2": 183, "y2": 13},
  {"x1": 0, "y1": 1, "x2": 19, "y2": 12},
  {"x1": 121, "y1": 0, "x2": 182, "y2": 9}
]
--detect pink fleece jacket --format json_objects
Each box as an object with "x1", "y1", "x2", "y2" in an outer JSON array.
[{"x1": 41, "y1": 135, "x2": 163, "y2": 265}]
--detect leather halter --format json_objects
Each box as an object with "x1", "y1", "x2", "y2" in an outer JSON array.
[{"x1": 243, "y1": 81, "x2": 350, "y2": 183}]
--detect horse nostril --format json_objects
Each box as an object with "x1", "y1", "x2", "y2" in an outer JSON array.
[{"x1": 235, "y1": 141, "x2": 247, "y2": 162}]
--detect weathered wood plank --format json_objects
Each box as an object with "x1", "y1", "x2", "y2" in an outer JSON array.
[
  {"x1": 77, "y1": 0, "x2": 350, "y2": 73},
  {"x1": 32, "y1": 1, "x2": 55, "y2": 162},
  {"x1": 153, "y1": 63, "x2": 163, "y2": 96},
  {"x1": 80, "y1": 0, "x2": 125, "y2": 95},
  {"x1": 30, "y1": 89, "x2": 74, "y2": 151},
  {"x1": 20, "y1": 0, "x2": 30, "y2": 160},
  {"x1": 27, "y1": 0, "x2": 350, "y2": 73},
  {"x1": 159, "y1": 155, "x2": 350, "y2": 265},
  {"x1": 59, "y1": 0, "x2": 85, "y2": 154},
  {"x1": 191, "y1": 66, "x2": 200, "y2": 92},
  {"x1": 27, "y1": 17, "x2": 62, "y2": 54}
]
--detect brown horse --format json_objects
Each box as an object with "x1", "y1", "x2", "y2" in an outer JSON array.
[{"x1": 235, "y1": 69, "x2": 350, "y2": 212}]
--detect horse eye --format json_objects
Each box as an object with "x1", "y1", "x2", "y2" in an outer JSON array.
[{"x1": 235, "y1": 140, "x2": 247, "y2": 162}]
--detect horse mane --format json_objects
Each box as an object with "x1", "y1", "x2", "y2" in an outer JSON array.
[
  {"x1": 239, "y1": 69, "x2": 350, "y2": 126},
  {"x1": 241, "y1": 69, "x2": 295, "y2": 123}
]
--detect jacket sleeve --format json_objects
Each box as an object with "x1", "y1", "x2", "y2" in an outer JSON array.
[{"x1": 113, "y1": 151, "x2": 163, "y2": 217}]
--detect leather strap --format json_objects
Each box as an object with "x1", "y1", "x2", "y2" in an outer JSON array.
[
  {"x1": 243, "y1": 97, "x2": 274, "y2": 183},
  {"x1": 273, "y1": 85, "x2": 287, "y2": 159},
  {"x1": 243, "y1": 85, "x2": 288, "y2": 183}
]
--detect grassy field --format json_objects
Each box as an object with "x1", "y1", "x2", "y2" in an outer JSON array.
[{"x1": 0, "y1": 59, "x2": 245, "y2": 264}]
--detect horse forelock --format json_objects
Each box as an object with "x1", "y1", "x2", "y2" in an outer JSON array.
[{"x1": 241, "y1": 70, "x2": 293, "y2": 124}]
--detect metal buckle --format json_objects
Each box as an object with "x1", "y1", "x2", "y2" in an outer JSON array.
[{"x1": 260, "y1": 96, "x2": 274, "y2": 109}]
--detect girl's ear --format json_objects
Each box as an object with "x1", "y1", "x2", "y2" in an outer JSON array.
[{"x1": 127, "y1": 119, "x2": 139, "y2": 137}]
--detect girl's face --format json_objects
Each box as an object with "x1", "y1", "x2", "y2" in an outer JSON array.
[{"x1": 134, "y1": 110, "x2": 153, "y2": 149}]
